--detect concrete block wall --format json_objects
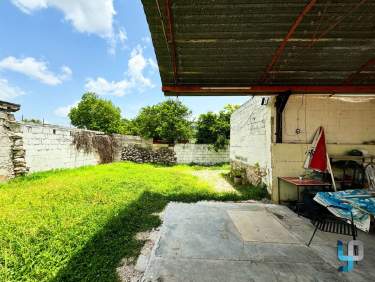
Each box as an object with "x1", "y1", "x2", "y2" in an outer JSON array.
[
  {"x1": 22, "y1": 124, "x2": 100, "y2": 172},
  {"x1": 230, "y1": 97, "x2": 273, "y2": 187},
  {"x1": 174, "y1": 144, "x2": 229, "y2": 164}
]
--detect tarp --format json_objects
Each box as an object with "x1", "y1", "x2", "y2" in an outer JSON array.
[{"x1": 314, "y1": 189, "x2": 375, "y2": 232}]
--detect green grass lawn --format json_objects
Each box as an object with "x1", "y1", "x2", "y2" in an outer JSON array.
[{"x1": 0, "y1": 162, "x2": 267, "y2": 282}]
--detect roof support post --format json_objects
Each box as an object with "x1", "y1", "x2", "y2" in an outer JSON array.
[{"x1": 275, "y1": 91, "x2": 291, "y2": 143}]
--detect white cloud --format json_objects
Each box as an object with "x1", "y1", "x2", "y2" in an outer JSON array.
[
  {"x1": 0, "y1": 78, "x2": 26, "y2": 100},
  {"x1": 141, "y1": 36, "x2": 151, "y2": 44},
  {"x1": 85, "y1": 46, "x2": 154, "y2": 96},
  {"x1": 128, "y1": 46, "x2": 153, "y2": 87},
  {"x1": 0, "y1": 56, "x2": 72, "y2": 85},
  {"x1": 11, "y1": 0, "x2": 123, "y2": 54},
  {"x1": 54, "y1": 100, "x2": 79, "y2": 117},
  {"x1": 85, "y1": 77, "x2": 131, "y2": 97},
  {"x1": 148, "y1": 58, "x2": 158, "y2": 71},
  {"x1": 12, "y1": 0, "x2": 115, "y2": 38},
  {"x1": 108, "y1": 27, "x2": 128, "y2": 55},
  {"x1": 118, "y1": 28, "x2": 127, "y2": 46}
]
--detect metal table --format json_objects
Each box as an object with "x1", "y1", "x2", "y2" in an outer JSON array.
[{"x1": 278, "y1": 177, "x2": 332, "y2": 204}]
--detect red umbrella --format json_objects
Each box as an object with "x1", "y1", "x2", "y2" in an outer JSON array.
[
  {"x1": 304, "y1": 127, "x2": 336, "y2": 190},
  {"x1": 304, "y1": 126, "x2": 327, "y2": 172}
]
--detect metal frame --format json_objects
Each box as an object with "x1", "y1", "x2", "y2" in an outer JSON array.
[
  {"x1": 164, "y1": 0, "x2": 178, "y2": 84},
  {"x1": 344, "y1": 58, "x2": 375, "y2": 85},
  {"x1": 259, "y1": 0, "x2": 317, "y2": 83},
  {"x1": 162, "y1": 85, "x2": 375, "y2": 96}
]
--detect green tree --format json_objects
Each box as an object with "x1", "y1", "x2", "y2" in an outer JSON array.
[
  {"x1": 22, "y1": 118, "x2": 43, "y2": 124},
  {"x1": 119, "y1": 118, "x2": 140, "y2": 135},
  {"x1": 134, "y1": 100, "x2": 193, "y2": 144},
  {"x1": 196, "y1": 104, "x2": 240, "y2": 150},
  {"x1": 69, "y1": 93, "x2": 122, "y2": 134},
  {"x1": 195, "y1": 112, "x2": 218, "y2": 144}
]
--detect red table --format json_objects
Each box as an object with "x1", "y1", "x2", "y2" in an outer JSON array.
[{"x1": 278, "y1": 177, "x2": 332, "y2": 204}]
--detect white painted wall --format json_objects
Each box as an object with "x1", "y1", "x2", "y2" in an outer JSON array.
[
  {"x1": 174, "y1": 144, "x2": 229, "y2": 164},
  {"x1": 230, "y1": 97, "x2": 273, "y2": 185},
  {"x1": 282, "y1": 95, "x2": 375, "y2": 144},
  {"x1": 22, "y1": 124, "x2": 100, "y2": 172}
]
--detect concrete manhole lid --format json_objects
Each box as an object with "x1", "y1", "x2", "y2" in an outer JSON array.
[{"x1": 227, "y1": 210, "x2": 300, "y2": 244}]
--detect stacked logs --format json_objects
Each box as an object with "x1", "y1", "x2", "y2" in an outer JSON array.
[{"x1": 121, "y1": 145, "x2": 176, "y2": 165}]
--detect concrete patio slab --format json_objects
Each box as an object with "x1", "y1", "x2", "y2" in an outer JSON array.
[
  {"x1": 228, "y1": 210, "x2": 299, "y2": 243},
  {"x1": 142, "y1": 202, "x2": 375, "y2": 282}
]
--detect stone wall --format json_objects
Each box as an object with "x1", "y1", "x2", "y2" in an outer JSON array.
[
  {"x1": 0, "y1": 102, "x2": 27, "y2": 180},
  {"x1": 173, "y1": 144, "x2": 229, "y2": 165}
]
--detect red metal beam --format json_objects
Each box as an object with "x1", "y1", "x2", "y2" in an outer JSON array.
[
  {"x1": 343, "y1": 58, "x2": 375, "y2": 85},
  {"x1": 259, "y1": 0, "x2": 317, "y2": 83},
  {"x1": 165, "y1": 0, "x2": 178, "y2": 84},
  {"x1": 162, "y1": 85, "x2": 375, "y2": 96},
  {"x1": 307, "y1": 0, "x2": 368, "y2": 48}
]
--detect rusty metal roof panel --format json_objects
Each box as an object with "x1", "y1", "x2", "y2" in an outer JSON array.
[{"x1": 141, "y1": 0, "x2": 375, "y2": 95}]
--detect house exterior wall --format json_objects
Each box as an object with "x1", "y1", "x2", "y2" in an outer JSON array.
[
  {"x1": 272, "y1": 144, "x2": 375, "y2": 203},
  {"x1": 282, "y1": 95, "x2": 375, "y2": 144},
  {"x1": 230, "y1": 95, "x2": 375, "y2": 202},
  {"x1": 230, "y1": 97, "x2": 273, "y2": 188}
]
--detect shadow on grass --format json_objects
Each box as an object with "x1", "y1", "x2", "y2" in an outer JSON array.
[{"x1": 52, "y1": 190, "x2": 263, "y2": 282}]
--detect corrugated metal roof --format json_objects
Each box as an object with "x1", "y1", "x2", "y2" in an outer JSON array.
[{"x1": 141, "y1": 0, "x2": 375, "y2": 95}]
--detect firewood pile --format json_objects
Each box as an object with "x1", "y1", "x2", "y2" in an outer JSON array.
[{"x1": 121, "y1": 145, "x2": 176, "y2": 165}]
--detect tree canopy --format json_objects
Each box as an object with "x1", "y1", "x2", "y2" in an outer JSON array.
[
  {"x1": 134, "y1": 100, "x2": 193, "y2": 144},
  {"x1": 68, "y1": 93, "x2": 239, "y2": 147},
  {"x1": 22, "y1": 118, "x2": 42, "y2": 124},
  {"x1": 69, "y1": 93, "x2": 122, "y2": 134},
  {"x1": 196, "y1": 104, "x2": 240, "y2": 150}
]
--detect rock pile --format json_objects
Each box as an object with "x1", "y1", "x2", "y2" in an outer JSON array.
[{"x1": 121, "y1": 145, "x2": 176, "y2": 165}]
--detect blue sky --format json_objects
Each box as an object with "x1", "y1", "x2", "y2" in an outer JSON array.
[{"x1": 0, "y1": 0, "x2": 248, "y2": 125}]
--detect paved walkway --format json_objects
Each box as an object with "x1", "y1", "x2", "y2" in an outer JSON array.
[{"x1": 142, "y1": 202, "x2": 375, "y2": 282}]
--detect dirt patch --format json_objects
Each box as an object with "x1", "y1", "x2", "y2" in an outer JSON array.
[
  {"x1": 191, "y1": 170, "x2": 236, "y2": 193},
  {"x1": 116, "y1": 257, "x2": 142, "y2": 282},
  {"x1": 117, "y1": 212, "x2": 164, "y2": 282}
]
